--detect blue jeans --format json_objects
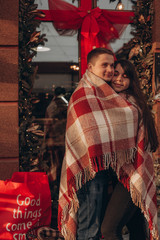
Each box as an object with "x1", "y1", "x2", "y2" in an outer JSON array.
[{"x1": 76, "y1": 169, "x2": 116, "y2": 240}]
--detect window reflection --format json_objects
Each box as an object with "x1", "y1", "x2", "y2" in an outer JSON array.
[{"x1": 32, "y1": 85, "x2": 73, "y2": 228}]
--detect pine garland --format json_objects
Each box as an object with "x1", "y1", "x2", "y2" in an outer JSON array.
[
  {"x1": 19, "y1": 0, "x2": 47, "y2": 171},
  {"x1": 116, "y1": 0, "x2": 154, "y2": 101}
]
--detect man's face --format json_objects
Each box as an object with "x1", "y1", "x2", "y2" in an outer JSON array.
[{"x1": 88, "y1": 53, "x2": 114, "y2": 82}]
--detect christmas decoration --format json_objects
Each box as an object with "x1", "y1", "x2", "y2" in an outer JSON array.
[
  {"x1": 116, "y1": 0, "x2": 154, "y2": 100},
  {"x1": 19, "y1": 1, "x2": 61, "y2": 228},
  {"x1": 19, "y1": 0, "x2": 47, "y2": 172},
  {"x1": 39, "y1": 0, "x2": 134, "y2": 76}
]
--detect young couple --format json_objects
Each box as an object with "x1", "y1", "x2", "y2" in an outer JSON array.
[{"x1": 58, "y1": 48, "x2": 159, "y2": 240}]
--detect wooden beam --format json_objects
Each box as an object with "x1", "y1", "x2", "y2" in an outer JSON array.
[{"x1": 35, "y1": 62, "x2": 79, "y2": 74}]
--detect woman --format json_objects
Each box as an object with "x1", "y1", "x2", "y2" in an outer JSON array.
[{"x1": 101, "y1": 59, "x2": 159, "y2": 240}]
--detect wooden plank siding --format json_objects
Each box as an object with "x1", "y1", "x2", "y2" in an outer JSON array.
[{"x1": 0, "y1": 0, "x2": 19, "y2": 179}]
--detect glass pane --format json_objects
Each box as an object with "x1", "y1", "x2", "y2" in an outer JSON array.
[
  {"x1": 97, "y1": 0, "x2": 134, "y2": 53},
  {"x1": 33, "y1": 22, "x2": 78, "y2": 62}
]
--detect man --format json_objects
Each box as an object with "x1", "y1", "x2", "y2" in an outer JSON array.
[
  {"x1": 42, "y1": 86, "x2": 68, "y2": 228},
  {"x1": 43, "y1": 86, "x2": 68, "y2": 182},
  {"x1": 58, "y1": 48, "x2": 138, "y2": 240},
  {"x1": 76, "y1": 49, "x2": 115, "y2": 240}
]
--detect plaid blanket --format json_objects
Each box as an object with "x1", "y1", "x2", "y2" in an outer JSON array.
[{"x1": 58, "y1": 70, "x2": 159, "y2": 240}]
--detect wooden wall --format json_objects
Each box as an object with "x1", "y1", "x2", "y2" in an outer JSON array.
[
  {"x1": 0, "y1": 0, "x2": 19, "y2": 179},
  {"x1": 153, "y1": 0, "x2": 160, "y2": 46}
]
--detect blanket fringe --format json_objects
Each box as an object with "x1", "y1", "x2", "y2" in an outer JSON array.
[
  {"x1": 59, "y1": 194, "x2": 79, "y2": 240},
  {"x1": 68, "y1": 165, "x2": 96, "y2": 197},
  {"x1": 61, "y1": 224, "x2": 76, "y2": 240},
  {"x1": 91, "y1": 147, "x2": 137, "y2": 173},
  {"x1": 75, "y1": 166, "x2": 94, "y2": 190},
  {"x1": 68, "y1": 148, "x2": 137, "y2": 197}
]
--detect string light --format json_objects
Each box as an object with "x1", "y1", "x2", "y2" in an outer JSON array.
[
  {"x1": 70, "y1": 64, "x2": 79, "y2": 71},
  {"x1": 116, "y1": 0, "x2": 125, "y2": 10}
]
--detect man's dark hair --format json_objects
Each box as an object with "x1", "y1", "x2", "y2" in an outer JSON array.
[{"x1": 87, "y1": 48, "x2": 114, "y2": 64}]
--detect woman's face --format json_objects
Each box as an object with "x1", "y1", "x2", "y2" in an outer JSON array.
[{"x1": 111, "y1": 63, "x2": 130, "y2": 93}]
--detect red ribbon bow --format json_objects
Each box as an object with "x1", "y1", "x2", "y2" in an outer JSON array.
[
  {"x1": 36, "y1": 0, "x2": 134, "y2": 75},
  {"x1": 78, "y1": 7, "x2": 102, "y2": 39}
]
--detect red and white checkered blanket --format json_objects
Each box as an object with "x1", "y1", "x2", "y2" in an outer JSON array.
[{"x1": 58, "y1": 70, "x2": 159, "y2": 240}]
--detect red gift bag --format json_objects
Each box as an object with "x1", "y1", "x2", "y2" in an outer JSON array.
[{"x1": 0, "y1": 172, "x2": 51, "y2": 240}]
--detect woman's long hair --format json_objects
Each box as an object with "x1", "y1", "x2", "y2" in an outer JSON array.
[{"x1": 114, "y1": 59, "x2": 159, "y2": 152}]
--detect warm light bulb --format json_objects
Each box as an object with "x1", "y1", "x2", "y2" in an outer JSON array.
[
  {"x1": 116, "y1": 1, "x2": 125, "y2": 10},
  {"x1": 70, "y1": 65, "x2": 79, "y2": 71}
]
